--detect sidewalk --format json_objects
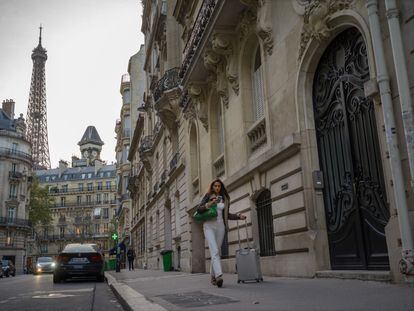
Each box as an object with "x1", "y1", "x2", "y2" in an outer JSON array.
[{"x1": 105, "y1": 269, "x2": 414, "y2": 311}]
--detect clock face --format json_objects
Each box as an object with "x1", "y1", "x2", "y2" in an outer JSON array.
[
  {"x1": 83, "y1": 150, "x2": 89, "y2": 157},
  {"x1": 92, "y1": 150, "x2": 98, "y2": 156}
]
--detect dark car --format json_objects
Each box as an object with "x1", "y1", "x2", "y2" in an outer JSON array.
[
  {"x1": 53, "y1": 243, "x2": 104, "y2": 283},
  {"x1": 34, "y1": 257, "x2": 56, "y2": 274},
  {"x1": 1, "y1": 260, "x2": 16, "y2": 277}
]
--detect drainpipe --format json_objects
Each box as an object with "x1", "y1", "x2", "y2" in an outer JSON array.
[
  {"x1": 366, "y1": 0, "x2": 414, "y2": 280},
  {"x1": 385, "y1": 0, "x2": 414, "y2": 189}
]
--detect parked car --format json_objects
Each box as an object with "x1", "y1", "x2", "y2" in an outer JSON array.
[
  {"x1": 0, "y1": 267, "x2": 3, "y2": 278},
  {"x1": 1, "y1": 260, "x2": 16, "y2": 277},
  {"x1": 53, "y1": 243, "x2": 104, "y2": 283},
  {"x1": 34, "y1": 257, "x2": 56, "y2": 275}
]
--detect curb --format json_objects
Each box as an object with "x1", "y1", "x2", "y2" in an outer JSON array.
[{"x1": 105, "y1": 272, "x2": 167, "y2": 311}]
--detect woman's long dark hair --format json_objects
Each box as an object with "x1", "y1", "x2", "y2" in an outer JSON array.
[{"x1": 207, "y1": 178, "x2": 230, "y2": 200}]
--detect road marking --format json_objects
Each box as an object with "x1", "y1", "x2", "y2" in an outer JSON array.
[{"x1": 33, "y1": 293, "x2": 78, "y2": 299}]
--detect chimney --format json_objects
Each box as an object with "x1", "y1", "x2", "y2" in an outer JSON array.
[
  {"x1": 59, "y1": 160, "x2": 68, "y2": 170},
  {"x1": 2, "y1": 99, "x2": 15, "y2": 119}
]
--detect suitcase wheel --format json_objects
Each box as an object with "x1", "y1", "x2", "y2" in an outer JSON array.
[{"x1": 237, "y1": 280, "x2": 241, "y2": 284}]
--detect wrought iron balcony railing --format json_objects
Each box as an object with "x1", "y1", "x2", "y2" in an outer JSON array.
[
  {"x1": 138, "y1": 135, "x2": 154, "y2": 154},
  {"x1": 52, "y1": 200, "x2": 117, "y2": 209},
  {"x1": 9, "y1": 171, "x2": 24, "y2": 179},
  {"x1": 48, "y1": 185, "x2": 116, "y2": 195},
  {"x1": 0, "y1": 217, "x2": 31, "y2": 227},
  {"x1": 0, "y1": 147, "x2": 32, "y2": 162},
  {"x1": 180, "y1": 0, "x2": 220, "y2": 79},
  {"x1": 153, "y1": 67, "x2": 180, "y2": 103}
]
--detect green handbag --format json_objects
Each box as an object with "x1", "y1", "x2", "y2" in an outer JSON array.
[{"x1": 193, "y1": 204, "x2": 217, "y2": 222}]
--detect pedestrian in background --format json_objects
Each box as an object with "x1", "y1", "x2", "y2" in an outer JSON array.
[
  {"x1": 197, "y1": 179, "x2": 246, "y2": 287},
  {"x1": 127, "y1": 247, "x2": 135, "y2": 271}
]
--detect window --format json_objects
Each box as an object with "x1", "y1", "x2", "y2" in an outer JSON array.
[
  {"x1": 87, "y1": 183, "x2": 93, "y2": 191},
  {"x1": 94, "y1": 207, "x2": 101, "y2": 219},
  {"x1": 86, "y1": 195, "x2": 92, "y2": 204},
  {"x1": 94, "y1": 224, "x2": 100, "y2": 234},
  {"x1": 9, "y1": 184, "x2": 17, "y2": 198},
  {"x1": 60, "y1": 227, "x2": 65, "y2": 238},
  {"x1": 106, "y1": 181, "x2": 111, "y2": 190},
  {"x1": 88, "y1": 173, "x2": 92, "y2": 178},
  {"x1": 77, "y1": 196, "x2": 82, "y2": 205},
  {"x1": 96, "y1": 194, "x2": 101, "y2": 203},
  {"x1": 63, "y1": 175, "x2": 68, "y2": 180},
  {"x1": 252, "y1": 47, "x2": 265, "y2": 121},
  {"x1": 190, "y1": 123, "x2": 199, "y2": 196},
  {"x1": 40, "y1": 244, "x2": 48, "y2": 254},
  {"x1": 103, "y1": 223, "x2": 109, "y2": 233},
  {"x1": 11, "y1": 163, "x2": 18, "y2": 172},
  {"x1": 97, "y1": 182, "x2": 103, "y2": 190},
  {"x1": 6, "y1": 231, "x2": 13, "y2": 246},
  {"x1": 256, "y1": 189, "x2": 275, "y2": 256},
  {"x1": 7, "y1": 207, "x2": 16, "y2": 221},
  {"x1": 103, "y1": 208, "x2": 109, "y2": 219},
  {"x1": 60, "y1": 197, "x2": 66, "y2": 207},
  {"x1": 62, "y1": 184, "x2": 68, "y2": 193},
  {"x1": 104, "y1": 193, "x2": 109, "y2": 203},
  {"x1": 11, "y1": 142, "x2": 18, "y2": 153},
  {"x1": 78, "y1": 183, "x2": 84, "y2": 191},
  {"x1": 81, "y1": 174, "x2": 86, "y2": 179},
  {"x1": 174, "y1": 192, "x2": 181, "y2": 236}
]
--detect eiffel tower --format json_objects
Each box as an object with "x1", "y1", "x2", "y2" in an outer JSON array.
[{"x1": 26, "y1": 26, "x2": 51, "y2": 169}]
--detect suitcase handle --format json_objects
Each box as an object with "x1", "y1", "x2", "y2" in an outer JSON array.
[{"x1": 237, "y1": 218, "x2": 251, "y2": 250}]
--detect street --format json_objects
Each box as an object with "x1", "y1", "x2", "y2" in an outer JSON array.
[{"x1": 0, "y1": 274, "x2": 124, "y2": 311}]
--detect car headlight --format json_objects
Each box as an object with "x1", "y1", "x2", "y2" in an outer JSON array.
[
  {"x1": 51, "y1": 262, "x2": 56, "y2": 267},
  {"x1": 36, "y1": 264, "x2": 41, "y2": 268}
]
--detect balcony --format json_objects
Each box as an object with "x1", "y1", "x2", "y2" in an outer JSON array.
[
  {"x1": 247, "y1": 118, "x2": 267, "y2": 153},
  {"x1": 180, "y1": 0, "x2": 221, "y2": 81},
  {"x1": 9, "y1": 171, "x2": 24, "y2": 181},
  {"x1": 160, "y1": 170, "x2": 167, "y2": 186},
  {"x1": 213, "y1": 154, "x2": 225, "y2": 178},
  {"x1": 121, "y1": 193, "x2": 130, "y2": 202},
  {"x1": 52, "y1": 200, "x2": 117, "y2": 209},
  {"x1": 48, "y1": 185, "x2": 116, "y2": 195},
  {"x1": 169, "y1": 153, "x2": 179, "y2": 174},
  {"x1": 138, "y1": 135, "x2": 154, "y2": 172},
  {"x1": 0, "y1": 217, "x2": 31, "y2": 228},
  {"x1": 0, "y1": 147, "x2": 32, "y2": 163},
  {"x1": 153, "y1": 68, "x2": 181, "y2": 133}
]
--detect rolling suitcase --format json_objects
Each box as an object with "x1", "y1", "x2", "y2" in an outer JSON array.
[{"x1": 235, "y1": 219, "x2": 263, "y2": 283}]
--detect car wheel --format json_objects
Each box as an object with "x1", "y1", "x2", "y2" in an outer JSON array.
[
  {"x1": 5, "y1": 272, "x2": 9, "y2": 278},
  {"x1": 53, "y1": 274, "x2": 61, "y2": 284},
  {"x1": 11, "y1": 273, "x2": 15, "y2": 277}
]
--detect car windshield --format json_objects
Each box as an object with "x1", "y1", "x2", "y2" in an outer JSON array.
[
  {"x1": 37, "y1": 257, "x2": 53, "y2": 262},
  {"x1": 62, "y1": 244, "x2": 96, "y2": 253},
  {"x1": 1, "y1": 260, "x2": 9, "y2": 266}
]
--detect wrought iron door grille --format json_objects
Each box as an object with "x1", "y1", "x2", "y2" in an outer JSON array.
[{"x1": 256, "y1": 190, "x2": 275, "y2": 256}]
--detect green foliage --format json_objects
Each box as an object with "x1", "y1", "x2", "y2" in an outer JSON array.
[{"x1": 29, "y1": 177, "x2": 53, "y2": 226}]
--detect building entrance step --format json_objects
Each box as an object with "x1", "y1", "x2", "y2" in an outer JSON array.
[{"x1": 315, "y1": 270, "x2": 391, "y2": 282}]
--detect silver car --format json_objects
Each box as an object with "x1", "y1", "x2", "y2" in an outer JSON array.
[{"x1": 34, "y1": 257, "x2": 56, "y2": 274}]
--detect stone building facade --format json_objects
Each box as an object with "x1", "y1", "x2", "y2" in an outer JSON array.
[
  {"x1": 0, "y1": 99, "x2": 33, "y2": 274},
  {"x1": 34, "y1": 126, "x2": 117, "y2": 257},
  {"x1": 128, "y1": 0, "x2": 414, "y2": 283}
]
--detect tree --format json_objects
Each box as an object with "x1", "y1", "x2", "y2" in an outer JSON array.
[{"x1": 28, "y1": 177, "x2": 52, "y2": 226}]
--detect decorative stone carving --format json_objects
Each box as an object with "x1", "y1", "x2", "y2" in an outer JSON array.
[
  {"x1": 187, "y1": 84, "x2": 209, "y2": 130},
  {"x1": 211, "y1": 33, "x2": 240, "y2": 96},
  {"x1": 297, "y1": 0, "x2": 354, "y2": 61},
  {"x1": 238, "y1": 9, "x2": 257, "y2": 41},
  {"x1": 256, "y1": 1, "x2": 274, "y2": 55}
]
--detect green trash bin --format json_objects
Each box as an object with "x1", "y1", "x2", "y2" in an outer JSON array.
[
  {"x1": 107, "y1": 258, "x2": 117, "y2": 271},
  {"x1": 161, "y1": 250, "x2": 173, "y2": 272}
]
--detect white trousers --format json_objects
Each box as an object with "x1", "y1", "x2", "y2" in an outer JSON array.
[{"x1": 203, "y1": 220, "x2": 225, "y2": 278}]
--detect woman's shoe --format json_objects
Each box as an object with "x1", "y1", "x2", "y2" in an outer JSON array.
[
  {"x1": 216, "y1": 276, "x2": 223, "y2": 288},
  {"x1": 211, "y1": 276, "x2": 217, "y2": 286}
]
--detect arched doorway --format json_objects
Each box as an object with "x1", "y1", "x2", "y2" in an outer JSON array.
[{"x1": 313, "y1": 27, "x2": 390, "y2": 270}]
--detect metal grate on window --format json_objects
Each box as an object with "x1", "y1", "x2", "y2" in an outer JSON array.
[{"x1": 256, "y1": 189, "x2": 275, "y2": 256}]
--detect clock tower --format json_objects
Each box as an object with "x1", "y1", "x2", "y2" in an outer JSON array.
[{"x1": 78, "y1": 126, "x2": 104, "y2": 165}]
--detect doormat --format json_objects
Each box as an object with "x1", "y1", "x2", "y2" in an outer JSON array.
[{"x1": 157, "y1": 291, "x2": 238, "y2": 308}]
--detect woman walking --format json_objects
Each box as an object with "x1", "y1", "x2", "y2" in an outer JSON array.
[{"x1": 197, "y1": 179, "x2": 246, "y2": 288}]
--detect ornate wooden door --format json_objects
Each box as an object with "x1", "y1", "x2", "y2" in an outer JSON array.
[{"x1": 313, "y1": 28, "x2": 390, "y2": 270}]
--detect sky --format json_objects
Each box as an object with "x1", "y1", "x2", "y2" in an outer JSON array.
[{"x1": 0, "y1": 0, "x2": 144, "y2": 168}]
